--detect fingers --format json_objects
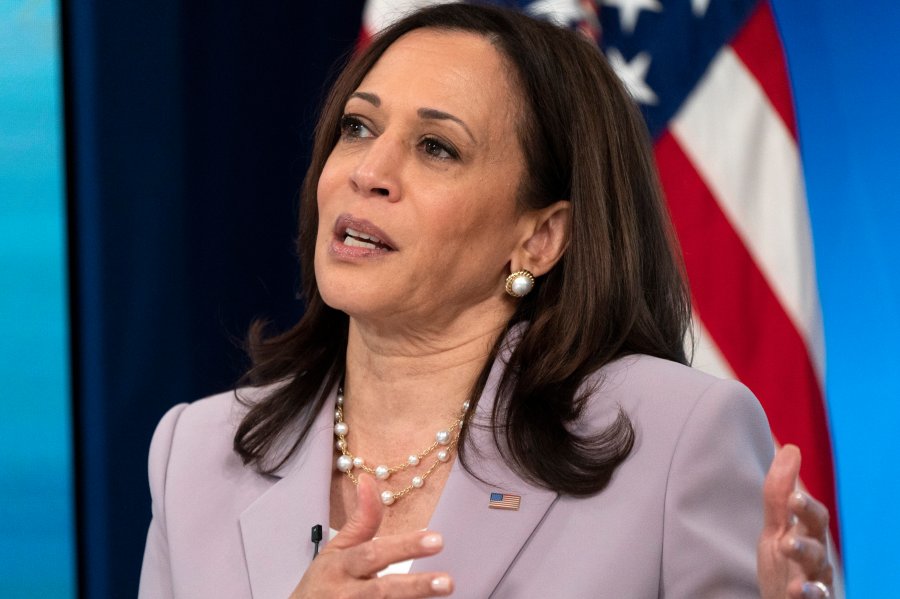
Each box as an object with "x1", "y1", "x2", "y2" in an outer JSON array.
[
  {"x1": 344, "y1": 531, "x2": 445, "y2": 578},
  {"x1": 780, "y1": 534, "x2": 833, "y2": 585},
  {"x1": 330, "y1": 474, "x2": 384, "y2": 550},
  {"x1": 291, "y1": 474, "x2": 453, "y2": 599},
  {"x1": 760, "y1": 445, "x2": 835, "y2": 599},
  {"x1": 328, "y1": 476, "x2": 445, "y2": 575},
  {"x1": 787, "y1": 579, "x2": 832, "y2": 599},
  {"x1": 790, "y1": 490, "x2": 830, "y2": 541},
  {"x1": 361, "y1": 572, "x2": 454, "y2": 598},
  {"x1": 293, "y1": 566, "x2": 453, "y2": 599},
  {"x1": 782, "y1": 487, "x2": 834, "y2": 599},
  {"x1": 763, "y1": 444, "x2": 801, "y2": 533}
]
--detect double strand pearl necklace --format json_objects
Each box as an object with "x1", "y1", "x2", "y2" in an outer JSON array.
[{"x1": 334, "y1": 387, "x2": 470, "y2": 506}]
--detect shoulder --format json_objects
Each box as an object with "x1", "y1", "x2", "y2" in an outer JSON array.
[
  {"x1": 141, "y1": 386, "x2": 293, "y2": 598},
  {"x1": 594, "y1": 353, "x2": 751, "y2": 403},
  {"x1": 586, "y1": 356, "x2": 773, "y2": 596},
  {"x1": 579, "y1": 354, "x2": 768, "y2": 439},
  {"x1": 149, "y1": 389, "x2": 244, "y2": 466},
  {"x1": 581, "y1": 355, "x2": 772, "y2": 595},
  {"x1": 574, "y1": 353, "x2": 773, "y2": 493},
  {"x1": 147, "y1": 386, "x2": 277, "y2": 499},
  {"x1": 150, "y1": 385, "x2": 276, "y2": 450},
  {"x1": 578, "y1": 354, "x2": 775, "y2": 508}
]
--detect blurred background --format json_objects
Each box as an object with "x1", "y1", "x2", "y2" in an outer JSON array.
[{"x1": 1, "y1": 0, "x2": 897, "y2": 597}]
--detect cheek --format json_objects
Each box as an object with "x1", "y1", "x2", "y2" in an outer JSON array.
[
  {"x1": 315, "y1": 158, "x2": 342, "y2": 237},
  {"x1": 420, "y1": 197, "x2": 519, "y2": 268},
  {"x1": 317, "y1": 156, "x2": 339, "y2": 210}
]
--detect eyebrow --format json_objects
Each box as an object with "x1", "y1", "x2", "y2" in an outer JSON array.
[
  {"x1": 418, "y1": 108, "x2": 476, "y2": 144},
  {"x1": 348, "y1": 91, "x2": 476, "y2": 144},
  {"x1": 349, "y1": 91, "x2": 380, "y2": 106}
]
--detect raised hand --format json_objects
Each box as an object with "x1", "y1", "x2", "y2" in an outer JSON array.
[
  {"x1": 758, "y1": 444, "x2": 834, "y2": 599},
  {"x1": 289, "y1": 474, "x2": 453, "y2": 598}
]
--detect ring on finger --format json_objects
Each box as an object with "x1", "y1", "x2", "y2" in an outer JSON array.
[{"x1": 806, "y1": 580, "x2": 830, "y2": 598}]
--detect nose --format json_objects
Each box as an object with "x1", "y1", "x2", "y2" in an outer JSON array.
[{"x1": 349, "y1": 136, "x2": 400, "y2": 201}]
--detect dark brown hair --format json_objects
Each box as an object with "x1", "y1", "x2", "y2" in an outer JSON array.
[{"x1": 234, "y1": 4, "x2": 691, "y2": 495}]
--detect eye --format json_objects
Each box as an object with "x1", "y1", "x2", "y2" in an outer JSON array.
[
  {"x1": 339, "y1": 115, "x2": 374, "y2": 140},
  {"x1": 420, "y1": 137, "x2": 459, "y2": 161}
]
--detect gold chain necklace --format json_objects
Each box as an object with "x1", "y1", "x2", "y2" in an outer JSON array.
[{"x1": 333, "y1": 387, "x2": 469, "y2": 505}]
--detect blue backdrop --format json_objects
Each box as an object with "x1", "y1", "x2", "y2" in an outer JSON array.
[
  {"x1": 0, "y1": 1, "x2": 74, "y2": 596},
  {"x1": 772, "y1": 0, "x2": 900, "y2": 590},
  {"x1": 0, "y1": 0, "x2": 897, "y2": 597}
]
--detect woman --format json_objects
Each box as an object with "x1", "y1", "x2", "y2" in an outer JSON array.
[{"x1": 139, "y1": 5, "x2": 834, "y2": 598}]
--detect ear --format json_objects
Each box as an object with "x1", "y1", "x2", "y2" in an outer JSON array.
[{"x1": 512, "y1": 200, "x2": 571, "y2": 277}]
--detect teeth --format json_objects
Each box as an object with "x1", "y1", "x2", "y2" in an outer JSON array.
[
  {"x1": 345, "y1": 227, "x2": 382, "y2": 243},
  {"x1": 344, "y1": 236, "x2": 377, "y2": 249},
  {"x1": 347, "y1": 227, "x2": 381, "y2": 243}
]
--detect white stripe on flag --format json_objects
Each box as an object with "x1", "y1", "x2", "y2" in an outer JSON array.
[
  {"x1": 524, "y1": 0, "x2": 585, "y2": 24},
  {"x1": 363, "y1": 0, "x2": 458, "y2": 34},
  {"x1": 670, "y1": 47, "x2": 825, "y2": 380},
  {"x1": 690, "y1": 317, "x2": 737, "y2": 381}
]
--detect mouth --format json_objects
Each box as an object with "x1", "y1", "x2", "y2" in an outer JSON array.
[
  {"x1": 343, "y1": 226, "x2": 395, "y2": 250},
  {"x1": 334, "y1": 214, "x2": 397, "y2": 252}
]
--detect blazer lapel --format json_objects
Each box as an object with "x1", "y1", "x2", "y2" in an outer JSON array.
[
  {"x1": 411, "y1": 350, "x2": 559, "y2": 597},
  {"x1": 414, "y1": 451, "x2": 558, "y2": 597},
  {"x1": 239, "y1": 392, "x2": 336, "y2": 599}
]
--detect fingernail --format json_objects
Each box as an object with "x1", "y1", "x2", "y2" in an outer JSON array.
[
  {"x1": 790, "y1": 536, "x2": 805, "y2": 554},
  {"x1": 431, "y1": 575, "x2": 451, "y2": 592},
  {"x1": 792, "y1": 491, "x2": 808, "y2": 508},
  {"x1": 421, "y1": 533, "x2": 443, "y2": 549}
]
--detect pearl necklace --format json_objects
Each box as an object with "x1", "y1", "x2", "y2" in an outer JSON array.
[{"x1": 333, "y1": 387, "x2": 470, "y2": 506}]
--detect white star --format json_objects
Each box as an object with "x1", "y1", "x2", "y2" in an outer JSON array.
[
  {"x1": 526, "y1": 0, "x2": 586, "y2": 26},
  {"x1": 692, "y1": 0, "x2": 711, "y2": 17},
  {"x1": 602, "y1": 0, "x2": 662, "y2": 34},
  {"x1": 606, "y1": 48, "x2": 658, "y2": 105}
]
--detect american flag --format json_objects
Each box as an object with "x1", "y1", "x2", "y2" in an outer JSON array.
[
  {"x1": 360, "y1": 0, "x2": 841, "y2": 590},
  {"x1": 489, "y1": 492, "x2": 522, "y2": 510}
]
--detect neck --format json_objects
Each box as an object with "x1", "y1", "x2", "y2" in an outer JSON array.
[{"x1": 341, "y1": 313, "x2": 509, "y2": 445}]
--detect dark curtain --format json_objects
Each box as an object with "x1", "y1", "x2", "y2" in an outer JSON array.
[{"x1": 63, "y1": 2, "x2": 364, "y2": 596}]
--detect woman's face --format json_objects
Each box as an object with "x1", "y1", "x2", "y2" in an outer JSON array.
[{"x1": 315, "y1": 29, "x2": 532, "y2": 331}]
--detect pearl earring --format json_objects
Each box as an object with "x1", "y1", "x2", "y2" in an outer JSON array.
[{"x1": 505, "y1": 269, "x2": 535, "y2": 298}]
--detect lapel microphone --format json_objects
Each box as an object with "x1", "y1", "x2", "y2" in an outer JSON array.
[{"x1": 311, "y1": 524, "x2": 323, "y2": 559}]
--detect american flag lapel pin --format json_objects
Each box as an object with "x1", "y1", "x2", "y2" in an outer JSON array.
[{"x1": 489, "y1": 491, "x2": 521, "y2": 511}]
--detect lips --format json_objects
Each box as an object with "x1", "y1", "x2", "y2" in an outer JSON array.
[{"x1": 333, "y1": 214, "x2": 398, "y2": 252}]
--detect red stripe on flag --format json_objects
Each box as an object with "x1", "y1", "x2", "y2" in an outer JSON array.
[
  {"x1": 655, "y1": 132, "x2": 839, "y2": 546},
  {"x1": 357, "y1": 26, "x2": 373, "y2": 53},
  {"x1": 731, "y1": 1, "x2": 798, "y2": 138}
]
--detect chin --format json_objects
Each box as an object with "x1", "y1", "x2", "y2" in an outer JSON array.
[
  {"x1": 315, "y1": 268, "x2": 378, "y2": 319},
  {"x1": 315, "y1": 244, "x2": 394, "y2": 315}
]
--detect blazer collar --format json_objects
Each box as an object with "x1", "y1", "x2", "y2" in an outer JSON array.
[{"x1": 238, "y1": 328, "x2": 558, "y2": 598}]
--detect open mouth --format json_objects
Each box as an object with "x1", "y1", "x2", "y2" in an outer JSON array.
[
  {"x1": 333, "y1": 215, "x2": 398, "y2": 253},
  {"x1": 343, "y1": 227, "x2": 394, "y2": 251}
]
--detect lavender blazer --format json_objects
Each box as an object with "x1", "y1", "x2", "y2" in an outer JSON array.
[{"x1": 138, "y1": 352, "x2": 774, "y2": 598}]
